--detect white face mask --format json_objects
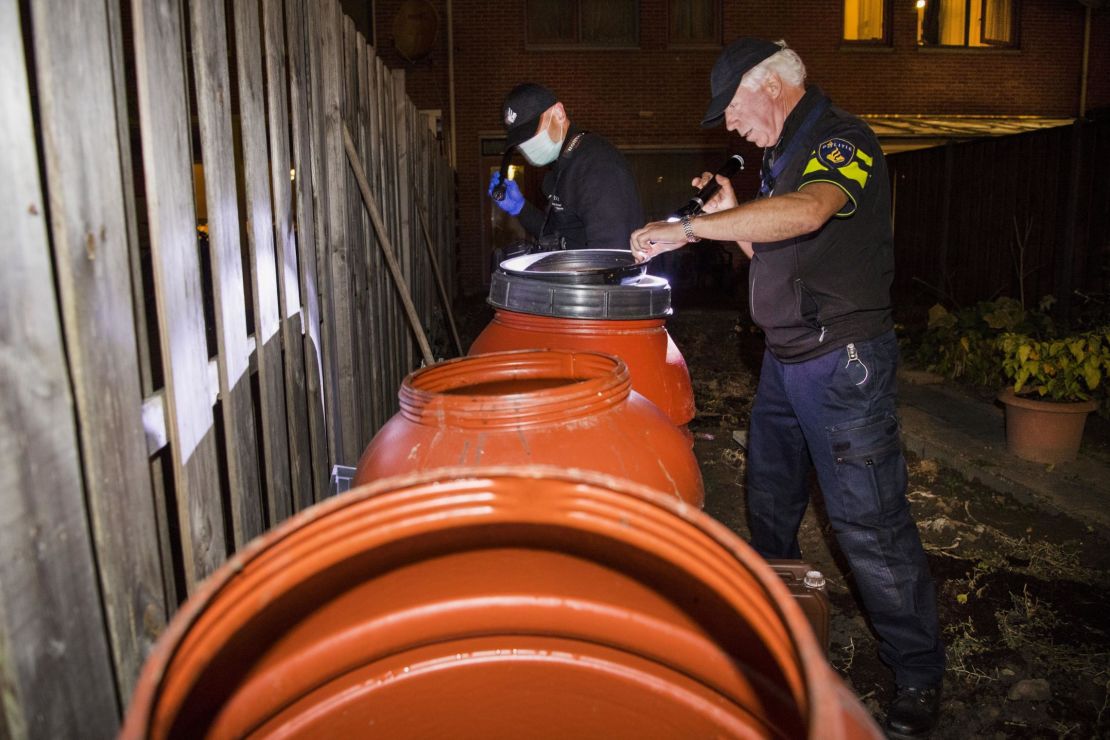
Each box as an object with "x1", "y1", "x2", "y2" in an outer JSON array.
[{"x1": 518, "y1": 124, "x2": 563, "y2": 166}]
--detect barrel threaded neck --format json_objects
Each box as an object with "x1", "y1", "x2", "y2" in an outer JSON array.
[{"x1": 399, "y1": 350, "x2": 632, "y2": 429}]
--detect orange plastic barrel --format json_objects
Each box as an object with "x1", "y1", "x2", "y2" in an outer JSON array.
[
  {"x1": 354, "y1": 348, "x2": 703, "y2": 507},
  {"x1": 471, "y1": 310, "x2": 696, "y2": 430},
  {"x1": 473, "y1": 258, "x2": 696, "y2": 432},
  {"x1": 123, "y1": 467, "x2": 882, "y2": 739}
]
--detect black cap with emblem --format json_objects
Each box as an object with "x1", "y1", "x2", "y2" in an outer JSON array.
[
  {"x1": 502, "y1": 83, "x2": 558, "y2": 148},
  {"x1": 700, "y1": 38, "x2": 780, "y2": 128}
]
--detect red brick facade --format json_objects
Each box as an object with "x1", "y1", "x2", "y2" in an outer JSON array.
[{"x1": 364, "y1": 1, "x2": 1110, "y2": 293}]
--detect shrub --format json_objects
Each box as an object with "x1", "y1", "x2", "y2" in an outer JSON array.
[
  {"x1": 998, "y1": 329, "x2": 1110, "y2": 403},
  {"x1": 906, "y1": 297, "x2": 1052, "y2": 389}
]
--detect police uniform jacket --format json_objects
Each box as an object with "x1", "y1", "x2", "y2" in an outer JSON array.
[
  {"x1": 750, "y1": 86, "x2": 894, "y2": 362},
  {"x1": 517, "y1": 125, "x2": 644, "y2": 250}
]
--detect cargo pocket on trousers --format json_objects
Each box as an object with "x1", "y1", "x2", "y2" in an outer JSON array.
[{"x1": 827, "y1": 413, "x2": 906, "y2": 524}]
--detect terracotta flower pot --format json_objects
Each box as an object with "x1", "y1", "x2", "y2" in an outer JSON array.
[
  {"x1": 470, "y1": 310, "x2": 696, "y2": 433},
  {"x1": 123, "y1": 466, "x2": 882, "y2": 739},
  {"x1": 998, "y1": 387, "x2": 1098, "y2": 464},
  {"x1": 355, "y1": 349, "x2": 703, "y2": 506}
]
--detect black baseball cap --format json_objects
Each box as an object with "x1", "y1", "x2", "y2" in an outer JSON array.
[
  {"x1": 700, "y1": 38, "x2": 780, "y2": 128},
  {"x1": 502, "y1": 83, "x2": 557, "y2": 148}
]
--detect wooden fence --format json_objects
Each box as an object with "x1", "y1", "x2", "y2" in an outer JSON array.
[
  {"x1": 1, "y1": 0, "x2": 456, "y2": 736},
  {"x1": 889, "y1": 117, "x2": 1110, "y2": 316}
]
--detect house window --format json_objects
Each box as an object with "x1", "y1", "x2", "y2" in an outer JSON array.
[
  {"x1": 917, "y1": 0, "x2": 1018, "y2": 48},
  {"x1": 843, "y1": 0, "x2": 889, "y2": 43},
  {"x1": 526, "y1": 0, "x2": 639, "y2": 48},
  {"x1": 669, "y1": 0, "x2": 720, "y2": 47}
]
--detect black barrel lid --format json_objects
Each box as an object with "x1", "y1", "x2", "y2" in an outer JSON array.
[
  {"x1": 488, "y1": 269, "x2": 671, "y2": 320},
  {"x1": 499, "y1": 249, "x2": 646, "y2": 285}
]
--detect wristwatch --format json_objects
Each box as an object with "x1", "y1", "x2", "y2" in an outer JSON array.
[{"x1": 680, "y1": 214, "x2": 701, "y2": 243}]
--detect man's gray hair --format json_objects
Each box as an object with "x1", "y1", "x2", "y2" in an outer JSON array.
[{"x1": 740, "y1": 40, "x2": 806, "y2": 89}]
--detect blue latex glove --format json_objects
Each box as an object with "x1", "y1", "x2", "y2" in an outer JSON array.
[{"x1": 488, "y1": 172, "x2": 524, "y2": 216}]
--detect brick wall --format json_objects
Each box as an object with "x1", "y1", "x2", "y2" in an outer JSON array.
[{"x1": 367, "y1": 0, "x2": 1109, "y2": 294}]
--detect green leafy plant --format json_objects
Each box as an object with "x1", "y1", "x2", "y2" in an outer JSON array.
[
  {"x1": 998, "y1": 328, "x2": 1110, "y2": 403},
  {"x1": 906, "y1": 298, "x2": 1053, "y2": 389}
]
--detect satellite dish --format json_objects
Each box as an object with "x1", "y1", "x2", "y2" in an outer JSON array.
[{"x1": 392, "y1": 0, "x2": 439, "y2": 62}]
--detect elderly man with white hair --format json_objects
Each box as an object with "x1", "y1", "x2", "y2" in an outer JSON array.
[{"x1": 632, "y1": 38, "x2": 946, "y2": 738}]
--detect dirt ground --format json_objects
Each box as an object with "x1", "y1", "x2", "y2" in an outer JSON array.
[{"x1": 456, "y1": 290, "x2": 1110, "y2": 739}]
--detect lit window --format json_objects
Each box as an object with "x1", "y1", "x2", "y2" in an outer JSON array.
[
  {"x1": 917, "y1": 0, "x2": 1018, "y2": 48},
  {"x1": 843, "y1": 0, "x2": 889, "y2": 43}
]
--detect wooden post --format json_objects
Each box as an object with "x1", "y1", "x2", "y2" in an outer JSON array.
[{"x1": 343, "y1": 123, "x2": 436, "y2": 366}]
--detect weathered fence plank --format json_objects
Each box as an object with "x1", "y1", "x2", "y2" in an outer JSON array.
[
  {"x1": 263, "y1": 0, "x2": 314, "y2": 516},
  {"x1": 285, "y1": 0, "x2": 330, "y2": 503},
  {"x1": 1, "y1": 6, "x2": 120, "y2": 735},
  {"x1": 189, "y1": 0, "x2": 266, "y2": 548},
  {"x1": 305, "y1": 0, "x2": 341, "y2": 469},
  {"x1": 344, "y1": 18, "x2": 372, "y2": 449},
  {"x1": 343, "y1": 124, "x2": 435, "y2": 366},
  {"x1": 6, "y1": 1, "x2": 457, "y2": 729},
  {"x1": 29, "y1": 0, "x2": 167, "y2": 703},
  {"x1": 320, "y1": 0, "x2": 360, "y2": 465},
  {"x1": 357, "y1": 39, "x2": 385, "y2": 432},
  {"x1": 105, "y1": 0, "x2": 179, "y2": 614},
  {"x1": 364, "y1": 47, "x2": 389, "y2": 430},
  {"x1": 233, "y1": 0, "x2": 294, "y2": 529},
  {"x1": 132, "y1": 0, "x2": 227, "y2": 588}
]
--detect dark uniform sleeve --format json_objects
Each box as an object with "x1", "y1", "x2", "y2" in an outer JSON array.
[
  {"x1": 797, "y1": 127, "x2": 876, "y2": 218},
  {"x1": 565, "y1": 141, "x2": 644, "y2": 249},
  {"x1": 517, "y1": 201, "x2": 545, "y2": 237}
]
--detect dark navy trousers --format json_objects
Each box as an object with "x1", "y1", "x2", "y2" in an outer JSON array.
[{"x1": 747, "y1": 330, "x2": 945, "y2": 688}]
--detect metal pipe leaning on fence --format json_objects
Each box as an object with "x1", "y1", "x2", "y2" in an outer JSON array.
[{"x1": 341, "y1": 122, "x2": 436, "y2": 367}]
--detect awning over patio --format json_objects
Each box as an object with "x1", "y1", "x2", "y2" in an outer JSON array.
[{"x1": 861, "y1": 115, "x2": 1075, "y2": 154}]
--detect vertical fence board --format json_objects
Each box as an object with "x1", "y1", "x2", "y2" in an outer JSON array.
[
  {"x1": 29, "y1": 0, "x2": 167, "y2": 702},
  {"x1": 132, "y1": 0, "x2": 227, "y2": 588},
  {"x1": 1, "y1": 7, "x2": 120, "y2": 734},
  {"x1": 305, "y1": 0, "x2": 341, "y2": 469},
  {"x1": 382, "y1": 60, "x2": 402, "y2": 390},
  {"x1": 352, "y1": 33, "x2": 380, "y2": 442},
  {"x1": 190, "y1": 0, "x2": 265, "y2": 548},
  {"x1": 232, "y1": 0, "x2": 293, "y2": 528},
  {"x1": 263, "y1": 0, "x2": 313, "y2": 516},
  {"x1": 358, "y1": 41, "x2": 385, "y2": 432},
  {"x1": 320, "y1": 0, "x2": 360, "y2": 464},
  {"x1": 105, "y1": 0, "x2": 179, "y2": 614},
  {"x1": 366, "y1": 49, "x2": 390, "y2": 429},
  {"x1": 342, "y1": 19, "x2": 367, "y2": 449},
  {"x1": 285, "y1": 0, "x2": 330, "y2": 503}
]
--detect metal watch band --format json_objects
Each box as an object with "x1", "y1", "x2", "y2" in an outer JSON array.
[{"x1": 681, "y1": 214, "x2": 700, "y2": 243}]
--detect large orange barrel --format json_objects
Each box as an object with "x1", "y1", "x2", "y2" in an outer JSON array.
[
  {"x1": 471, "y1": 251, "x2": 696, "y2": 430},
  {"x1": 354, "y1": 348, "x2": 703, "y2": 507},
  {"x1": 123, "y1": 467, "x2": 882, "y2": 739}
]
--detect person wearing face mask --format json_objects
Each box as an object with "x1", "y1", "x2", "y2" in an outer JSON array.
[
  {"x1": 630, "y1": 39, "x2": 945, "y2": 739},
  {"x1": 487, "y1": 82, "x2": 643, "y2": 253}
]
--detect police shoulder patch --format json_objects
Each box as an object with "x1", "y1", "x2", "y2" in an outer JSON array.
[{"x1": 817, "y1": 138, "x2": 856, "y2": 168}]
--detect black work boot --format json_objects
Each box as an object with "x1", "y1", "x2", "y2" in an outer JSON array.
[{"x1": 884, "y1": 685, "x2": 941, "y2": 738}]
